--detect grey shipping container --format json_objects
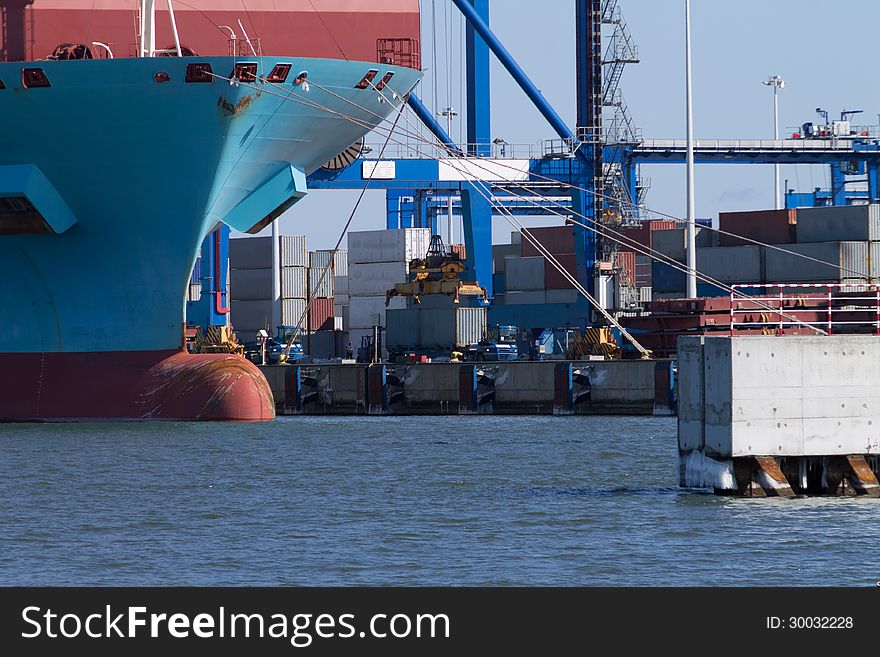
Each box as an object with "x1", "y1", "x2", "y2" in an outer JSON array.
[
  {"x1": 230, "y1": 237, "x2": 272, "y2": 270},
  {"x1": 505, "y1": 290, "x2": 546, "y2": 305},
  {"x1": 386, "y1": 306, "x2": 487, "y2": 350},
  {"x1": 651, "y1": 227, "x2": 712, "y2": 261},
  {"x1": 304, "y1": 330, "x2": 339, "y2": 359},
  {"x1": 796, "y1": 205, "x2": 880, "y2": 243},
  {"x1": 505, "y1": 256, "x2": 546, "y2": 291},
  {"x1": 334, "y1": 274, "x2": 350, "y2": 295},
  {"x1": 546, "y1": 289, "x2": 579, "y2": 304},
  {"x1": 696, "y1": 245, "x2": 765, "y2": 284},
  {"x1": 230, "y1": 235, "x2": 307, "y2": 269},
  {"x1": 764, "y1": 241, "x2": 880, "y2": 282},
  {"x1": 231, "y1": 299, "x2": 273, "y2": 331},
  {"x1": 280, "y1": 235, "x2": 309, "y2": 267},
  {"x1": 492, "y1": 243, "x2": 520, "y2": 274},
  {"x1": 348, "y1": 262, "x2": 409, "y2": 296},
  {"x1": 347, "y1": 228, "x2": 430, "y2": 265},
  {"x1": 308, "y1": 267, "x2": 334, "y2": 298},
  {"x1": 231, "y1": 268, "x2": 273, "y2": 301}
]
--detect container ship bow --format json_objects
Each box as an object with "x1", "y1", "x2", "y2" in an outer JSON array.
[{"x1": 0, "y1": 0, "x2": 421, "y2": 421}]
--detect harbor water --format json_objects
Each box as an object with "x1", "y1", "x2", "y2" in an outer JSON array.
[{"x1": 1, "y1": 416, "x2": 879, "y2": 586}]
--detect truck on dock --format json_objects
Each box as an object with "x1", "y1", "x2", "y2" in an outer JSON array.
[{"x1": 385, "y1": 305, "x2": 488, "y2": 362}]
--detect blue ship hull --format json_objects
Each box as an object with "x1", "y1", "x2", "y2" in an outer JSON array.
[{"x1": 0, "y1": 56, "x2": 419, "y2": 420}]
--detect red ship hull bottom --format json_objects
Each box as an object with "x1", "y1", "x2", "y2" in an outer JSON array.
[{"x1": 1, "y1": 350, "x2": 275, "y2": 422}]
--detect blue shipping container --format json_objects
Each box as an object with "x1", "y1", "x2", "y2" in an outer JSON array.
[{"x1": 651, "y1": 261, "x2": 686, "y2": 293}]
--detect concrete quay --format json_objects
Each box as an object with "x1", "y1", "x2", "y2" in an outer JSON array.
[{"x1": 678, "y1": 335, "x2": 880, "y2": 497}]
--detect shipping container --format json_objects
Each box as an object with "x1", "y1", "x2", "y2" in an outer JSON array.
[
  {"x1": 651, "y1": 226, "x2": 711, "y2": 260},
  {"x1": 191, "y1": 257, "x2": 202, "y2": 285},
  {"x1": 309, "y1": 249, "x2": 347, "y2": 270},
  {"x1": 764, "y1": 241, "x2": 880, "y2": 282},
  {"x1": 347, "y1": 228, "x2": 431, "y2": 264},
  {"x1": 544, "y1": 253, "x2": 578, "y2": 289},
  {"x1": 493, "y1": 272, "x2": 507, "y2": 294},
  {"x1": 309, "y1": 298, "x2": 335, "y2": 332},
  {"x1": 521, "y1": 225, "x2": 575, "y2": 257},
  {"x1": 308, "y1": 267, "x2": 334, "y2": 298},
  {"x1": 615, "y1": 220, "x2": 678, "y2": 251},
  {"x1": 231, "y1": 299, "x2": 272, "y2": 332},
  {"x1": 334, "y1": 275, "x2": 350, "y2": 295},
  {"x1": 230, "y1": 235, "x2": 307, "y2": 269},
  {"x1": 506, "y1": 256, "x2": 546, "y2": 291},
  {"x1": 719, "y1": 209, "x2": 797, "y2": 247},
  {"x1": 282, "y1": 298, "x2": 308, "y2": 327},
  {"x1": 348, "y1": 262, "x2": 409, "y2": 296},
  {"x1": 188, "y1": 283, "x2": 202, "y2": 302},
  {"x1": 230, "y1": 237, "x2": 272, "y2": 270},
  {"x1": 231, "y1": 268, "x2": 273, "y2": 301},
  {"x1": 334, "y1": 292, "x2": 350, "y2": 307},
  {"x1": 511, "y1": 231, "x2": 522, "y2": 245},
  {"x1": 613, "y1": 250, "x2": 637, "y2": 285},
  {"x1": 492, "y1": 243, "x2": 520, "y2": 273},
  {"x1": 635, "y1": 254, "x2": 652, "y2": 287},
  {"x1": 303, "y1": 330, "x2": 340, "y2": 360},
  {"x1": 282, "y1": 266, "x2": 308, "y2": 299},
  {"x1": 280, "y1": 235, "x2": 308, "y2": 267},
  {"x1": 349, "y1": 295, "x2": 407, "y2": 329},
  {"x1": 639, "y1": 287, "x2": 652, "y2": 303},
  {"x1": 450, "y1": 244, "x2": 467, "y2": 260},
  {"x1": 386, "y1": 307, "x2": 487, "y2": 350},
  {"x1": 546, "y1": 289, "x2": 580, "y2": 304},
  {"x1": 697, "y1": 245, "x2": 765, "y2": 284},
  {"x1": 651, "y1": 261, "x2": 686, "y2": 293},
  {"x1": 796, "y1": 205, "x2": 880, "y2": 243},
  {"x1": 505, "y1": 290, "x2": 547, "y2": 304}
]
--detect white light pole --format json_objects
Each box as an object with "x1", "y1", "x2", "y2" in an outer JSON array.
[
  {"x1": 685, "y1": 0, "x2": 697, "y2": 298},
  {"x1": 763, "y1": 75, "x2": 785, "y2": 209},
  {"x1": 441, "y1": 107, "x2": 458, "y2": 243}
]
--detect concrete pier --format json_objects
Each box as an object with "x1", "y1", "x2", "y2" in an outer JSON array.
[
  {"x1": 259, "y1": 359, "x2": 675, "y2": 417},
  {"x1": 678, "y1": 335, "x2": 880, "y2": 496}
]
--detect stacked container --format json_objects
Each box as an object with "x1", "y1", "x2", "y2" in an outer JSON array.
[
  {"x1": 307, "y1": 249, "x2": 347, "y2": 331},
  {"x1": 229, "y1": 235, "x2": 308, "y2": 342},
  {"x1": 344, "y1": 228, "x2": 430, "y2": 350}
]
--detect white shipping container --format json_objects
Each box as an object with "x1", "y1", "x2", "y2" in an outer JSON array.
[
  {"x1": 308, "y1": 267, "x2": 334, "y2": 298},
  {"x1": 349, "y1": 295, "x2": 407, "y2": 329},
  {"x1": 796, "y1": 205, "x2": 880, "y2": 243},
  {"x1": 309, "y1": 249, "x2": 348, "y2": 274},
  {"x1": 505, "y1": 256, "x2": 546, "y2": 291},
  {"x1": 282, "y1": 266, "x2": 307, "y2": 299},
  {"x1": 347, "y1": 228, "x2": 430, "y2": 265},
  {"x1": 348, "y1": 262, "x2": 409, "y2": 296},
  {"x1": 188, "y1": 283, "x2": 202, "y2": 302},
  {"x1": 282, "y1": 298, "x2": 308, "y2": 326},
  {"x1": 280, "y1": 235, "x2": 308, "y2": 267}
]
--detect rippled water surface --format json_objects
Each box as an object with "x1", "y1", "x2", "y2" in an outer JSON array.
[{"x1": 1, "y1": 416, "x2": 878, "y2": 586}]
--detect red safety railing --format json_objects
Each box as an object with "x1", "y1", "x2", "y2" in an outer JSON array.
[{"x1": 730, "y1": 283, "x2": 880, "y2": 336}]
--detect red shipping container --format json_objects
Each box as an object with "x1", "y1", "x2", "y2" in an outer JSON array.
[
  {"x1": 521, "y1": 226, "x2": 576, "y2": 257},
  {"x1": 450, "y1": 244, "x2": 467, "y2": 260},
  {"x1": 613, "y1": 251, "x2": 637, "y2": 285},
  {"x1": 308, "y1": 298, "x2": 335, "y2": 332},
  {"x1": 614, "y1": 220, "x2": 677, "y2": 252},
  {"x1": 719, "y1": 209, "x2": 797, "y2": 247},
  {"x1": 544, "y1": 253, "x2": 578, "y2": 289}
]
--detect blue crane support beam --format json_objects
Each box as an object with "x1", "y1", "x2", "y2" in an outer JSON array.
[
  {"x1": 466, "y1": 0, "x2": 492, "y2": 157},
  {"x1": 451, "y1": 0, "x2": 582, "y2": 157}
]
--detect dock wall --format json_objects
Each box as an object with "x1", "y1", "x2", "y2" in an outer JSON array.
[{"x1": 259, "y1": 359, "x2": 675, "y2": 417}]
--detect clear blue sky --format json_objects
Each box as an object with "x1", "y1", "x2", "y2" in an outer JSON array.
[{"x1": 263, "y1": 0, "x2": 880, "y2": 248}]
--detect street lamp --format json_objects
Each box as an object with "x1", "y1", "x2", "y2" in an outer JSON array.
[
  {"x1": 685, "y1": 0, "x2": 696, "y2": 298},
  {"x1": 763, "y1": 75, "x2": 785, "y2": 209},
  {"x1": 440, "y1": 107, "x2": 458, "y2": 243}
]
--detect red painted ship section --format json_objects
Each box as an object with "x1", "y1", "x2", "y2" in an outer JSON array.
[
  {"x1": 2, "y1": 1, "x2": 421, "y2": 63},
  {"x1": 2, "y1": 350, "x2": 275, "y2": 421}
]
